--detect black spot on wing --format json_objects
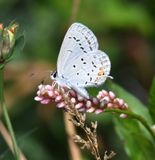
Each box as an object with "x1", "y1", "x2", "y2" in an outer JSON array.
[
  {"x1": 91, "y1": 61, "x2": 97, "y2": 68},
  {"x1": 93, "y1": 65, "x2": 97, "y2": 68}
]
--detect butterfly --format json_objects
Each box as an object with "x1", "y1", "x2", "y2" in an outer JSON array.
[{"x1": 51, "y1": 22, "x2": 112, "y2": 98}]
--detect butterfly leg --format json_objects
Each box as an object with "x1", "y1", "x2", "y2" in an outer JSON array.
[{"x1": 52, "y1": 81, "x2": 56, "y2": 88}]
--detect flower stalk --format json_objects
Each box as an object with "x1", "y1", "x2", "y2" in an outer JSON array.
[{"x1": 0, "y1": 66, "x2": 19, "y2": 160}]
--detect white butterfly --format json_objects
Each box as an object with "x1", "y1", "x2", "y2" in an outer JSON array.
[{"x1": 51, "y1": 22, "x2": 112, "y2": 98}]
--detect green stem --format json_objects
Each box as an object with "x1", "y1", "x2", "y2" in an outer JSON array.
[
  {"x1": 0, "y1": 67, "x2": 19, "y2": 160},
  {"x1": 105, "y1": 108, "x2": 155, "y2": 142}
]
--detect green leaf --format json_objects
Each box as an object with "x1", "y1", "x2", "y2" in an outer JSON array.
[
  {"x1": 148, "y1": 76, "x2": 155, "y2": 123},
  {"x1": 106, "y1": 81, "x2": 155, "y2": 159},
  {"x1": 114, "y1": 118, "x2": 155, "y2": 160}
]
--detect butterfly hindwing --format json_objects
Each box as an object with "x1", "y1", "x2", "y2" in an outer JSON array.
[{"x1": 64, "y1": 50, "x2": 111, "y2": 88}]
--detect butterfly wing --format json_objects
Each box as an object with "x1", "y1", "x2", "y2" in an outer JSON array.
[
  {"x1": 64, "y1": 50, "x2": 111, "y2": 87},
  {"x1": 57, "y1": 23, "x2": 98, "y2": 77}
]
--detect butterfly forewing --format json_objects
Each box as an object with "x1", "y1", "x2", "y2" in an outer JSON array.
[{"x1": 57, "y1": 23, "x2": 98, "y2": 76}]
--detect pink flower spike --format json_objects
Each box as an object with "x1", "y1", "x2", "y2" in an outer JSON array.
[
  {"x1": 77, "y1": 94, "x2": 84, "y2": 101},
  {"x1": 109, "y1": 91, "x2": 116, "y2": 99},
  {"x1": 100, "y1": 101, "x2": 105, "y2": 108},
  {"x1": 75, "y1": 103, "x2": 83, "y2": 109},
  {"x1": 86, "y1": 101, "x2": 92, "y2": 108},
  {"x1": 101, "y1": 90, "x2": 108, "y2": 96},
  {"x1": 54, "y1": 90, "x2": 59, "y2": 96},
  {"x1": 120, "y1": 113, "x2": 128, "y2": 119},
  {"x1": 38, "y1": 84, "x2": 43, "y2": 90},
  {"x1": 102, "y1": 96, "x2": 110, "y2": 103},
  {"x1": 57, "y1": 102, "x2": 65, "y2": 108},
  {"x1": 46, "y1": 85, "x2": 53, "y2": 90},
  {"x1": 92, "y1": 98, "x2": 99, "y2": 105},
  {"x1": 124, "y1": 103, "x2": 128, "y2": 109},
  {"x1": 71, "y1": 98, "x2": 76, "y2": 104},
  {"x1": 78, "y1": 108, "x2": 86, "y2": 112},
  {"x1": 34, "y1": 96, "x2": 43, "y2": 101},
  {"x1": 69, "y1": 90, "x2": 76, "y2": 97},
  {"x1": 95, "y1": 109, "x2": 103, "y2": 114},
  {"x1": 107, "y1": 103, "x2": 114, "y2": 108},
  {"x1": 41, "y1": 99, "x2": 50, "y2": 104},
  {"x1": 97, "y1": 91, "x2": 102, "y2": 99},
  {"x1": 37, "y1": 90, "x2": 41, "y2": 95},
  {"x1": 118, "y1": 99, "x2": 124, "y2": 106},
  {"x1": 48, "y1": 91, "x2": 54, "y2": 97},
  {"x1": 87, "y1": 107, "x2": 95, "y2": 113},
  {"x1": 55, "y1": 95, "x2": 62, "y2": 102}
]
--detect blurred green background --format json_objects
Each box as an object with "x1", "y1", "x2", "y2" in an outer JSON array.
[{"x1": 0, "y1": 0, "x2": 155, "y2": 159}]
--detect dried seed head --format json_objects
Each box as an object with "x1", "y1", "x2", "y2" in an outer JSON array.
[{"x1": 91, "y1": 121, "x2": 97, "y2": 130}]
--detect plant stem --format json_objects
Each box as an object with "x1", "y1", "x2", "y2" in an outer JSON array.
[
  {"x1": 105, "y1": 108, "x2": 155, "y2": 141},
  {"x1": 0, "y1": 67, "x2": 19, "y2": 160},
  {"x1": 64, "y1": 112, "x2": 82, "y2": 160}
]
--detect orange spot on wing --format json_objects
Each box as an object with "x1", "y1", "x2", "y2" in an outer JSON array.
[{"x1": 95, "y1": 67, "x2": 105, "y2": 83}]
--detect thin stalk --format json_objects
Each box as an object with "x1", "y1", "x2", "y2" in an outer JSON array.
[
  {"x1": 0, "y1": 67, "x2": 19, "y2": 160},
  {"x1": 64, "y1": 112, "x2": 82, "y2": 160},
  {"x1": 105, "y1": 108, "x2": 155, "y2": 141}
]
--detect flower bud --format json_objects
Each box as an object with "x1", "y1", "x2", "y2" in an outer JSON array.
[
  {"x1": 0, "y1": 22, "x2": 18, "y2": 63},
  {"x1": 1, "y1": 29, "x2": 11, "y2": 58}
]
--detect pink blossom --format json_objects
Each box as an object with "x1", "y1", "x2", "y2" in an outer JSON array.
[{"x1": 34, "y1": 84, "x2": 128, "y2": 114}]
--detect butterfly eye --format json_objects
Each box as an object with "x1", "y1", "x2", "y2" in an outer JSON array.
[{"x1": 51, "y1": 71, "x2": 57, "y2": 79}]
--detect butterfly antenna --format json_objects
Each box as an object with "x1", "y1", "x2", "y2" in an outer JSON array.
[{"x1": 29, "y1": 70, "x2": 53, "y2": 77}]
